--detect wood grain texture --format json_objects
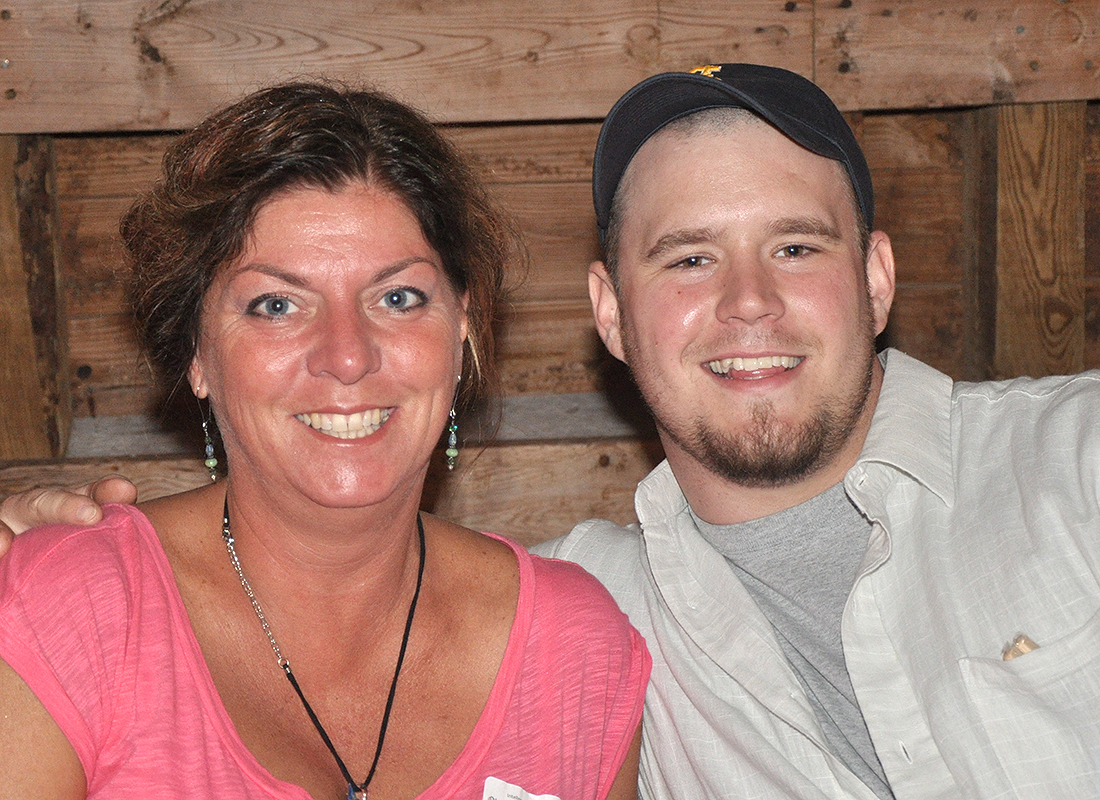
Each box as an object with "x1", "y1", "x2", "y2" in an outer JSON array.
[
  {"x1": 1087, "y1": 101, "x2": 1099, "y2": 280},
  {"x1": 0, "y1": 136, "x2": 48, "y2": 457},
  {"x1": 1086, "y1": 282, "x2": 1100, "y2": 364},
  {"x1": 67, "y1": 312, "x2": 148, "y2": 384},
  {"x1": 880, "y1": 285, "x2": 964, "y2": 378},
  {"x1": 0, "y1": 1, "x2": 1096, "y2": 135},
  {"x1": 425, "y1": 437, "x2": 664, "y2": 545},
  {"x1": 0, "y1": 455, "x2": 210, "y2": 500},
  {"x1": 0, "y1": 136, "x2": 71, "y2": 459},
  {"x1": 0, "y1": 0, "x2": 805, "y2": 134},
  {"x1": 818, "y1": 1, "x2": 1100, "y2": 110},
  {"x1": 959, "y1": 106, "x2": 1000, "y2": 382},
  {"x1": 995, "y1": 101, "x2": 1086, "y2": 377},
  {"x1": 0, "y1": 437, "x2": 664, "y2": 546},
  {"x1": 448, "y1": 122, "x2": 600, "y2": 185},
  {"x1": 494, "y1": 181, "x2": 597, "y2": 305},
  {"x1": 14, "y1": 135, "x2": 71, "y2": 456},
  {"x1": 71, "y1": 383, "x2": 168, "y2": 419},
  {"x1": 867, "y1": 113, "x2": 965, "y2": 285},
  {"x1": 497, "y1": 300, "x2": 608, "y2": 395}
]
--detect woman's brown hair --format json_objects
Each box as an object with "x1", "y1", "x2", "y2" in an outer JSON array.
[{"x1": 122, "y1": 80, "x2": 520, "y2": 414}]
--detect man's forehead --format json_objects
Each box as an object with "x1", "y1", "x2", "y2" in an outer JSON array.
[
  {"x1": 623, "y1": 114, "x2": 848, "y2": 188},
  {"x1": 614, "y1": 120, "x2": 858, "y2": 249}
]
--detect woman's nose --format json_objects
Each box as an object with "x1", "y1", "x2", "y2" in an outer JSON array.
[{"x1": 306, "y1": 307, "x2": 382, "y2": 384}]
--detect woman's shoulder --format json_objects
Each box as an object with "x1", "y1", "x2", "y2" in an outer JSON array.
[
  {"x1": 0, "y1": 504, "x2": 162, "y2": 593},
  {"x1": 523, "y1": 541, "x2": 646, "y2": 652},
  {"x1": 0, "y1": 504, "x2": 178, "y2": 702},
  {"x1": 454, "y1": 525, "x2": 632, "y2": 623},
  {"x1": 424, "y1": 518, "x2": 643, "y2": 651},
  {"x1": 527, "y1": 542, "x2": 627, "y2": 606},
  {"x1": 0, "y1": 503, "x2": 183, "y2": 655}
]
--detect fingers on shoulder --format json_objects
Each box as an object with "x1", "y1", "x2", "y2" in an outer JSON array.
[{"x1": 0, "y1": 487, "x2": 99, "y2": 535}]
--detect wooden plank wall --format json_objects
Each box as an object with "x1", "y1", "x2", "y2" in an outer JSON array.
[{"x1": 1, "y1": 0, "x2": 1099, "y2": 542}]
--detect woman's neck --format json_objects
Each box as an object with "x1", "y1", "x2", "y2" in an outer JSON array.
[{"x1": 195, "y1": 476, "x2": 429, "y2": 660}]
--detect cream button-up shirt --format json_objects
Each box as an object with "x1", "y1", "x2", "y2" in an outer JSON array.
[{"x1": 538, "y1": 349, "x2": 1100, "y2": 800}]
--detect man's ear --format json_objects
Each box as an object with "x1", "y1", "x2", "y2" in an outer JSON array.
[
  {"x1": 187, "y1": 350, "x2": 209, "y2": 400},
  {"x1": 589, "y1": 261, "x2": 626, "y2": 363},
  {"x1": 864, "y1": 231, "x2": 896, "y2": 337}
]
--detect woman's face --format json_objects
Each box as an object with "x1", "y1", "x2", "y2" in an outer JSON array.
[{"x1": 188, "y1": 182, "x2": 468, "y2": 511}]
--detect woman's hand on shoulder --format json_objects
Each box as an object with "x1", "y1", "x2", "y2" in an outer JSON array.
[{"x1": 0, "y1": 477, "x2": 138, "y2": 555}]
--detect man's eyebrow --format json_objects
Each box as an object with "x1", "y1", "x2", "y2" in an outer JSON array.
[
  {"x1": 645, "y1": 228, "x2": 719, "y2": 262},
  {"x1": 767, "y1": 216, "x2": 842, "y2": 241},
  {"x1": 644, "y1": 217, "x2": 844, "y2": 262}
]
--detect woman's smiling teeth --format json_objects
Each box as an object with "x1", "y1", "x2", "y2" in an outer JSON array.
[
  {"x1": 295, "y1": 409, "x2": 392, "y2": 439},
  {"x1": 708, "y1": 355, "x2": 802, "y2": 375}
]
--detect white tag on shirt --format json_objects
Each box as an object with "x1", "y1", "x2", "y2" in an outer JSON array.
[{"x1": 482, "y1": 776, "x2": 560, "y2": 800}]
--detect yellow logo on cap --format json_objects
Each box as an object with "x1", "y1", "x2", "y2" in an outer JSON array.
[{"x1": 689, "y1": 65, "x2": 722, "y2": 78}]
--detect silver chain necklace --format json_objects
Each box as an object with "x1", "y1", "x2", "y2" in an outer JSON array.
[{"x1": 221, "y1": 498, "x2": 425, "y2": 800}]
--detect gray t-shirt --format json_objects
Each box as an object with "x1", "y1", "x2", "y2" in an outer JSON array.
[{"x1": 691, "y1": 483, "x2": 895, "y2": 800}]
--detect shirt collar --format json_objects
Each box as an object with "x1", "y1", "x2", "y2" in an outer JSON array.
[
  {"x1": 634, "y1": 349, "x2": 958, "y2": 526},
  {"x1": 635, "y1": 459, "x2": 688, "y2": 527},
  {"x1": 854, "y1": 348, "x2": 955, "y2": 506}
]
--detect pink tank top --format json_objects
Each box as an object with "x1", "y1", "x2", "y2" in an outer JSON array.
[{"x1": 0, "y1": 504, "x2": 649, "y2": 798}]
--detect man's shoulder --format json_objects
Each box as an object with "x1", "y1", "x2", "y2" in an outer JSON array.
[
  {"x1": 884, "y1": 346, "x2": 1100, "y2": 404},
  {"x1": 534, "y1": 517, "x2": 643, "y2": 565},
  {"x1": 532, "y1": 518, "x2": 647, "y2": 595},
  {"x1": 878, "y1": 349, "x2": 1100, "y2": 437},
  {"x1": 947, "y1": 367, "x2": 1100, "y2": 445},
  {"x1": 954, "y1": 367, "x2": 1100, "y2": 404}
]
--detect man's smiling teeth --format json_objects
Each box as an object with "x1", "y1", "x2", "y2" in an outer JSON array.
[
  {"x1": 708, "y1": 355, "x2": 802, "y2": 375},
  {"x1": 294, "y1": 409, "x2": 391, "y2": 439}
]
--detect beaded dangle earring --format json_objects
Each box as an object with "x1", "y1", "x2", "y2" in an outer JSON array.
[
  {"x1": 445, "y1": 376, "x2": 461, "y2": 471},
  {"x1": 200, "y1": 405, "x2": 219, "y2": 481}
]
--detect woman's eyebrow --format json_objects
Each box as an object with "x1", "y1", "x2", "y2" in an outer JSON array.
[{"x1": 233, "y1": 256, "x2": 437, "y2": 288}]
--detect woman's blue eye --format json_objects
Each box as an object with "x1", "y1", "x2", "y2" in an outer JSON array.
[
  {"x1": 247, "y1": 295, "x2": 297, "y2": 317},
  {"x1": 382, "y1": 288, "x2": 426, "y2": 310}
]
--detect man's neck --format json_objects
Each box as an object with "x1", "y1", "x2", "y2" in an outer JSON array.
[{"x1": 669, "y1": 359, "x2": 884, "y2": 526}]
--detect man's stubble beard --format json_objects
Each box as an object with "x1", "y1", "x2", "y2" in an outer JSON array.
[
  {"x1": 682, "y1": 371, "x2": 872, "y2": 487},
  {"x1": 621, "y1": 304, "x2": 878, "y2": 490}
]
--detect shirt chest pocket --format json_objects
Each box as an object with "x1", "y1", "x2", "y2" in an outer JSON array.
[{"x1": 958, "y1": 606, "x2": 1100, "y2": 795}]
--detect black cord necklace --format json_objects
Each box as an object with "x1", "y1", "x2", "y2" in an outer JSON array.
[{"x1": 221, "y1": 498, "x2": 426, "y2": 800}]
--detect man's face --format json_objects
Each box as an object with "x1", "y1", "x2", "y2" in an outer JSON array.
[{"x1": 590, "y1": 116, "x2": 894, "y2": 490}]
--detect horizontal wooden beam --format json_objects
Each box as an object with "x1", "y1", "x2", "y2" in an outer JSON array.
[
  {"x1": 1, "y1": 1, "x2": 1097, "y2": 134},
  {"x1": 0, "y1": 437, "x2": 663, "y2": 547},
  {"x1": 817, "y1": 1, "x2": 1100, "y2": 111},
  {"x1": 426, "y1": 438, "x2": 663, "y2": 546},
  {"x1": 0, "y1": 0, "x2": 809, "y2": 133}
]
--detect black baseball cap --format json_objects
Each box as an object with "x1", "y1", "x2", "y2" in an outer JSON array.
[{"x1": 593, "y1": 63, "x2": 874, "y2": 243}]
